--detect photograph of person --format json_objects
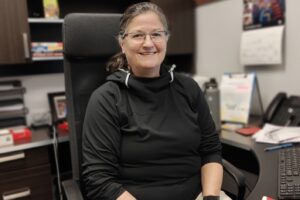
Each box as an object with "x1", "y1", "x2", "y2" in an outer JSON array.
[
  {"x1": 243, "y1": 0, "x2": 285, "y2": 30},
  {"x1": 82, "y1": 2, "x2": 223, "y2": 200},
  {"x1": 54, "y1": 95, "x2": 66, "y2": 120},
  {"x1": 53, "y1": 96, "x2": 67, "y2": 120}
]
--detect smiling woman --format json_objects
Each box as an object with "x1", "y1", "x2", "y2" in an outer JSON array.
[
  {"x1": 106, "y1": 2, "x2": 170, "y2": 78},
  {"x1": 118, "y1": 11, "x2": 169, "y2": 77},
  {"x1": 82, "y1": 2, "x2": 223, "y2": 200}
]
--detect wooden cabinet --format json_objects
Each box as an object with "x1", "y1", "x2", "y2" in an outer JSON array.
[
  {"x1": 0, "y1": 0, "x2": 195, "y2": 74},
  {"x1": 0, "y1": 147, "x2": 53, "y2": 200},
  {"x1": 150, "y1": 0, "x2": 195, "y2": 73},
  {"x1": 152, "y1": 0, "x2": 195, "y2": 55},
  {"x1": 0, "y1": 0, "x2": 31, "y2": 65}
]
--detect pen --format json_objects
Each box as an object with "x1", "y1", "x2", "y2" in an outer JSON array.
[
  {"x1": 264, "y1": 143, "x2": 293, "y2": 152},
  {"x1": 267, "y1": 128, "x2": 281, "y2": 134}
]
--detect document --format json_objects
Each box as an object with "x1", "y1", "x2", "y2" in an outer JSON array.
[
  {"x1": 252, "y1": 123, "x2": 300, "y2": 144},
  {"x1": 240, "y1": 25, "x2": 284, "y2": 66},
  {"x1": 220, "y1": 73, "x2": 255, "y2": 124}
]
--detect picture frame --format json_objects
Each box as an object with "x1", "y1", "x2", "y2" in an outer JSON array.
[{"x1": 48, "y1": 92, "x2": 67, "y2": 124}]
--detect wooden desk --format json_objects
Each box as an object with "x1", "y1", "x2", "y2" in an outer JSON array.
[
  {"x1": 0, "y1": 128, "x2": 69, "y2": 200},
  {"x1": 220, "y1": 130, "x2": 278, "y2": 200}
]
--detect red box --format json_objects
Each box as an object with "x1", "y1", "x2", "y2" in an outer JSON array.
[{"x1": 10, "y1": 127, "x2": 32, "y2": 141}]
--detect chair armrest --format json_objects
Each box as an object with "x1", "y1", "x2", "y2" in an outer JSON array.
[
  {"x1": 62, "y1": 179, "x2": 84, "y2": 200},
  {"x1": 222, "y1": 159, "x2": 246, "y2": 200}
]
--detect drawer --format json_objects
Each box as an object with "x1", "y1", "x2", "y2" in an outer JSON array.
[
  {"x1": 0, "y1": 164, "x2": 53, "y2": 200},
  {"x1": 0, "y1": 147, "x2": 49, "y2": 173}
]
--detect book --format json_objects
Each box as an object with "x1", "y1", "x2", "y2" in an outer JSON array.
[
  {"x1": 43, "y1": 0, "x2": 60, "y2": 19},
  {"x1": 31, "y1": 42, "x2": 63, "y2": 58},
  {"x1": 31, "y1": 42, "x2": 63, "y2": 53}
]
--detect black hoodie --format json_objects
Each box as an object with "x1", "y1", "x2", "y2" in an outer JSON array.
[{"x1": 82, "y1": 65, "x2": 222, "y2": 200}]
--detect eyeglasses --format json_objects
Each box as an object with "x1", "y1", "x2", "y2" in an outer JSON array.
[{"x1": 122, "y1": 30, "x2": 169, "y2": 43}]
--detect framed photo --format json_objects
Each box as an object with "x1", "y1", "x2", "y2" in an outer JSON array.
[{"x1": 48, "y1": 92, "x2": 67, "y2": 124}]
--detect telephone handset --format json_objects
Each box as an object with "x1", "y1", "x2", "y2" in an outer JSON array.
[
  {"x1": 264, "y1": 92, "x2": 287, "y2": 123},
  {"x1": 264, "y1": 92, "x2": 300, "y2": 126}
]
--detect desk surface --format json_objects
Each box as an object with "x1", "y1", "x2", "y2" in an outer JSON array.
[
  {"x1": 220, "y1": 130, "x2": 278, "y2": 200},
  {"x1": 0, "y1": 128, "x2": 69, "y2": 154},
  {"x1": 0, "y1": 127, "x2": 278, "y2": 199}
]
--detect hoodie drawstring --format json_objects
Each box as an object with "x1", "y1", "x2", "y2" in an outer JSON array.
[
  {"x1": 118, "y1": 68, "x2": 131, "y2": 88},
  {"x1": 169, "y1": 64, "x2": 176, "y2": 83},
  {"x1": 119, "y1": 64, "x2": 175, "y2": 86},
  {"x1": 125, "y1": 72, "x2": 130, "y2": 88}
]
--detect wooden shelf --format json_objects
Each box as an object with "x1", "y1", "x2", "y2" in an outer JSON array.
[{"x1": 28, "y1": 18, "x2": 64, "y2": 24}]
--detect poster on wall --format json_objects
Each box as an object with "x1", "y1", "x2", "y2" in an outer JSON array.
[
  {"x1": 243, "y1": 0, "x2": 285, "y2": 30},
  {"x1": 241, "y1": 0, "x2": 285, "y2": 66}
]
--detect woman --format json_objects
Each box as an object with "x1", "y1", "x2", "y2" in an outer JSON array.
[{"x1": 82, "y1": 2, "x2": 223, "y2": 200}]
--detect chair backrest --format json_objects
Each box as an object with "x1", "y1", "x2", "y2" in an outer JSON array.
[
  {"x1": 63, "y1": 13, "x2": 121, "y2": 186},
  {"x1": 63, "y1": 13, "x2": 246, "y2": 200}
]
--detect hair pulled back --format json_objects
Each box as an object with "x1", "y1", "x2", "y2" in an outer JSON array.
[{"x1": 106, "y1": 2, "x2": 169, "y2": 72}]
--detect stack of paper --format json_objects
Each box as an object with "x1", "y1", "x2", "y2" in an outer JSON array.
[
  {"x1": 252, "y1": 123, "x2": 300, "y2": 144},
  {"x1": 0, "y1": 81, "x2": 27, "y2": 128}
]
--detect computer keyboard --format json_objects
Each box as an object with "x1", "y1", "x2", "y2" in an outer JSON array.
[{"x1": 278, "y1": 146, "x2": 300, "y2": 199}]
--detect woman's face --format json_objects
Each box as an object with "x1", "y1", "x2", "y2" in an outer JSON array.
[{"x1": 119, "y1": 11, "x2": 168, "y2": 77}]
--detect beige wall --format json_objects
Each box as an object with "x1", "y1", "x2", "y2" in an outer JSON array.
[{"x1": 195, "y1": 0, "x2": 300, "y2": 109}]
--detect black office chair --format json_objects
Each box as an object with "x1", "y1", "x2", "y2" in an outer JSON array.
[
  {"x1": 62, "y1": 13, "x2": 246, "y2": 200},
  {"x1": 62, "y1": 13, "x2": 121, "y2": 200}
]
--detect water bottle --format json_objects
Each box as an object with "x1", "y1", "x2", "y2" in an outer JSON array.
[{"x1": 204, "y1": 78, "x2": 221, "y2": 132}]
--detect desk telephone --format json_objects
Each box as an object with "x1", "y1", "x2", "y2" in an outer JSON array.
[{"x1": 264, "y1": 92, "x2": 300, "y2": 126}]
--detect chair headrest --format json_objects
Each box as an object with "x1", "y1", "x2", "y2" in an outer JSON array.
[{"x1": 63, "y1": 13, "x2": 122, "y2": 58}]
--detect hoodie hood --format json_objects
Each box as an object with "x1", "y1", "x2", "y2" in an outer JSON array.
[{"x1": 106, "y1": 64, "x2": 176, "y2": 93}]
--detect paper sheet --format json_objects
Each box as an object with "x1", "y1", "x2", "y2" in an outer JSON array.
[
  {"x1": 240, "y1": 25, "x2": 284, "y2": 66},
  {"x1": 220, "y1": 73, "x2": 255, "y2": 124},
  {"x1": 252, "y1": 123, "x2": 300, "y2": 144}
]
